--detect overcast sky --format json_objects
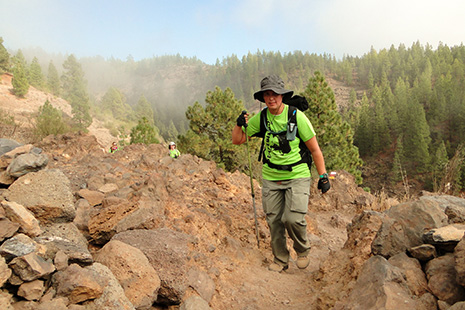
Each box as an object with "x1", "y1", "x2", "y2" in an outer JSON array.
[{"x1": 1, "y1": 0, "x2": 464, "y2": 65}]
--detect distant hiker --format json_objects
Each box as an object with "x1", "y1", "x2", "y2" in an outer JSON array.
[
  {"x1": 168, "y1": 141, "x2": 180, "y2": 158},
  {"x1": 232, "y1": 75, "x2": 330, "y2": 272},
  {"x1": 109, "y1": 142, "x2": 118, "y2": 153}
]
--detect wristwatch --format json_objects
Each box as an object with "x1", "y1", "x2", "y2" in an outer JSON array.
[{"x1": 319, "y1": 173, "x2": 329, "y2": 178}]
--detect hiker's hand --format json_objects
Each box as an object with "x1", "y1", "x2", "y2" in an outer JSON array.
[
  {"x1": 236, "y1": 111, "x2": 248, "y2": 127},
  {"x1": 318, "y1": 175, "x2": 330, "y2": 193}
]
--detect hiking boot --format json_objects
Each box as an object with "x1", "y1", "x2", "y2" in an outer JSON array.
[
  {"x1": 296, "y1": 255, "x2": 310, "y2": 269},
  {"x1": 268, "y1": 262, "x2": 288, "y2": 272}
]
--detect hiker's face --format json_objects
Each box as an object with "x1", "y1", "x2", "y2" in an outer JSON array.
[{"x1": 263, "y1": 90, "x2": 283, "y2": 113}]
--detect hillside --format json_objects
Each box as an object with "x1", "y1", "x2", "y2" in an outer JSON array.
[{"x1": 0, "y1": 73, "x2": 117, "y2": 150}]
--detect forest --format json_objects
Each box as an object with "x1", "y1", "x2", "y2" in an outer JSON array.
[{"x1": 1, "y1": 37, "x2": 464, "y2": 197}]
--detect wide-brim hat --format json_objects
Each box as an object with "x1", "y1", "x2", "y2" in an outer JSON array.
[{"x1": 253, "y1": 75, "x2": 294, "y2": 103}]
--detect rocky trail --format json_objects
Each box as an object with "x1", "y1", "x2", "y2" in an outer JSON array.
[
  {"x1": 3, "y1": 74, "x2": 465, "y2": 309},
  {"x1": 0, "y1": 131, "x2": 365, "y2": 309}
]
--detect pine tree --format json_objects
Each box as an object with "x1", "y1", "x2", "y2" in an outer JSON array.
[
  {"x1": 402, "y1": 96, "x2": 431, "y2": 173},
  {"x1": 11, "y1": 57, "x2": 29, "y2": 97},
  {"x1": 61, "y1": 55, "x2": 92, "y2": 130},
  {"x1": 178, "y1": 86, "x2": 246, "y2": 171},
  {"x1": 0, "y1": 37, "x2": 9, "y2": 74},
  {"x1": 371, "y1": 86, "x2": 391, "y2": 153},
  {"x1": 47, "y1": 61, "x2": 60, "y2": 96},
  {"x1": 379, "y1": 72, "x2": 398, "y2": 134},
  {"x1": 304, "y1": 71, "x2": 363, "y2": 183},
  {"x1": 29, "y1": 57, "x2": 45, "y2": 89},
  {"x1": 130, "y1": 117, "x2": 159, "y2": 145}
]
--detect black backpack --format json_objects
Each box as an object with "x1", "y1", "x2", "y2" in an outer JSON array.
[{"x1": 252, "y1": 95, "x2": 313, "y2": 171}]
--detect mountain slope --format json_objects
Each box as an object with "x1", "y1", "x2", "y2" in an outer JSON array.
[{"x1": 0, "y1": 73, "x2": 116, "y2": 149}]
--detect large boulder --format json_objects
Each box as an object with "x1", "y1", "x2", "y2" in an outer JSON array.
[
  {"x1": 388, "y1": 252, "x2": 429, "y2": 296},
  {"x1": 2, "y1": 169, "x2": 76, "y2": 223},
  {"x1": 343, "y1": 255, "x2": 418, "y2": 309},
  {"x1": 94, "y1": 240, "x2": 160, "y2": 309},
  {"x1": 85, "y1": 263, "x2": 135, "y2": 310},
  {"x1": 454, "y1": 235, "x2": 465, "y2": 286},
  {"x1": 53, "y1": 263, "x2": 103, "y2": 304},
  {"x1": 384, "y1": 198, "x2": 448, "y2": 248},
  {"x1": 6, "y1": 152, "x2": 49, "y2": 178},
  {"x1": 425, "y1": 253, "x2": 465, "y2": 305},
  {"x1": 112, "y1": 228, "x2": 194, "y2": 305},
  {"x1": 88, "y1": 196, "x2": 139, "y2": 244},
  {"x1": 34, "y1": 223, "x2": 93, "y2": 265}
]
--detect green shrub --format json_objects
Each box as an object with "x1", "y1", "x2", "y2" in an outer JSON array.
[{"x1": 34, "y1": 100, "x2": 69, "y2": 138}]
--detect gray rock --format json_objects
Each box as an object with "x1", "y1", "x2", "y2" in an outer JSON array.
[
  {"x1": 34, "y1": 223, "x2": 93, "y2": 265},
  {"x1": 385, "y1": 198, "x2": 448, "y2": 248},
  {"x1": 7, "y1": 152, "x2": 49, "y2": 178},
  {"x1": 0, "y1": 139, "x2": 22, "y2": 157},
  {"x1": 0, "y1": 233, "x2": 37, "y2": 262},
  {"x1": 372, "y1": 216, "x2": 407, "y2": 258},
  {"x1": 2, "y1": 169, "x2": 76, "y2": 223}
]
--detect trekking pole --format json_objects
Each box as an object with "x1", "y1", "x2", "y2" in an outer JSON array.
[{"x1": 241, "y1": 110, "x2": 260, "y2": 248}]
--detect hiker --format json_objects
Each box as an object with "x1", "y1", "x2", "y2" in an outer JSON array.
[
  {"x1": 109, "y1": 142, "x2": 118, "y2": 153},
  {"x1": 168, "y1": 141, "x2": 180, "y2": 158},
  {"x1": 232, "y1": 75, "x2": 331, "y2": 272}
]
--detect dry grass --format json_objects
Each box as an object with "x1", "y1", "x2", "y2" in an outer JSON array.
[{"x1": 368, "y1": 190, "x2": 398, "y2": 212}]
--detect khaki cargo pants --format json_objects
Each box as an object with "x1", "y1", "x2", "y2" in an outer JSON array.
[{"x1": 262, "y1": 177, "x2": 311, "y2": 266}]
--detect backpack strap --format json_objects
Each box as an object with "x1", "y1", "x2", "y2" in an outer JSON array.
[
  {"x1": 252, "y1": 107, "x2": 268, "y2": 162},
  {"x1": 255, "y1": 106, "x2": 313, "y2": 171}
]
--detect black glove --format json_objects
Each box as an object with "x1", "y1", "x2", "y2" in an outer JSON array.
[
  {"x1": 318, "y1": 174, "x2": 331, "y2": 193},
  {"x1": 236, "y1": 111, "x2": 247, "y2": 127}
]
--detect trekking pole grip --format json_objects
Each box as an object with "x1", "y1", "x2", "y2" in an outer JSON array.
[{"x1": 241, "y1": 110, "x2": 248, "y2": 128}]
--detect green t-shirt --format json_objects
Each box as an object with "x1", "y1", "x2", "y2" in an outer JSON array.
[
  {"x1": 244, "y1": 105, "x2": 316, "y2": 181},
  {"x1": 169, "y1": 149, "x2": 180, "y2": 158}
]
